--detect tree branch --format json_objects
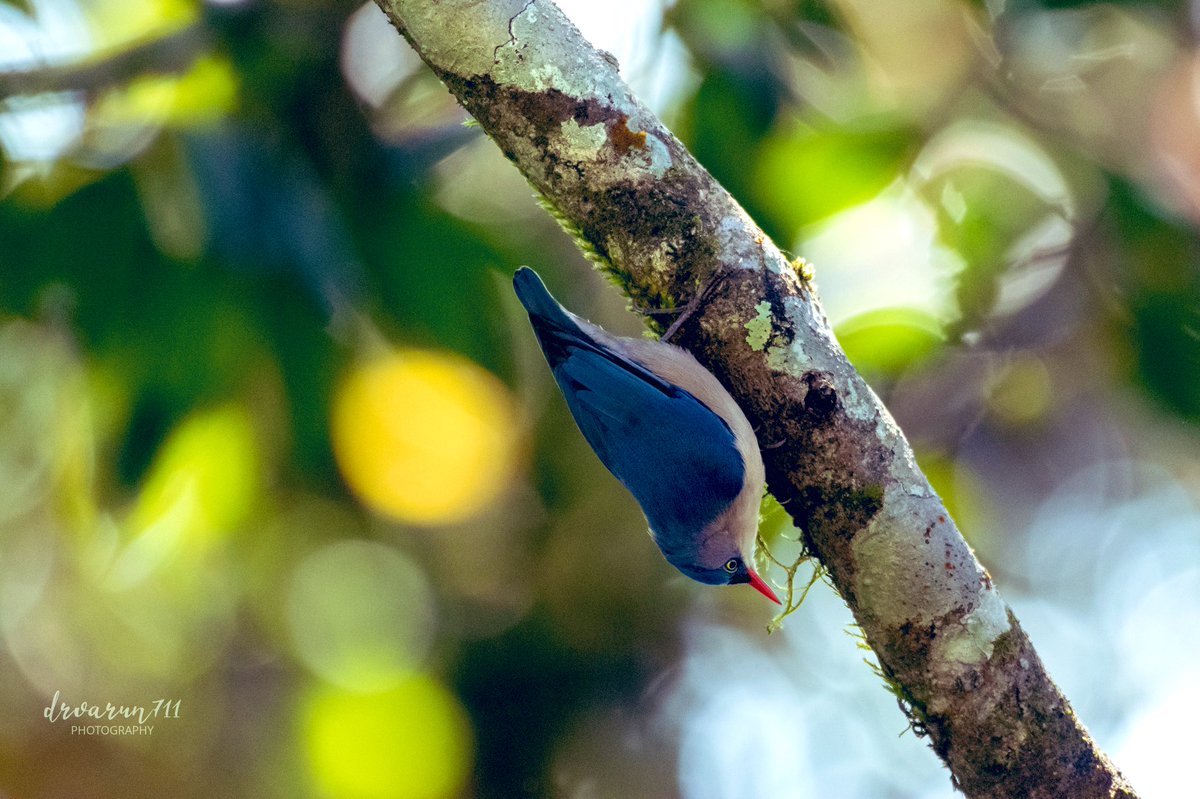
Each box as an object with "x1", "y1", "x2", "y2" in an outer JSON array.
[
  {"x1": 0, "y1": 24, "x2": 209, "y2": 100},
  {"x1": 372, "y1": 1, "x2": 1138, "y2": 796}
]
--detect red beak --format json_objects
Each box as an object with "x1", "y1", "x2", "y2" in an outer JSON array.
[{"x1": 747, "y1": 568, "x2": 781, "y2": 604}]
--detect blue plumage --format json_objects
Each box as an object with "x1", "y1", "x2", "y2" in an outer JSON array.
[
  {"x1": 554, "y1": 347, "x2": 745, "y2": 559},
  {"x1": 514, "y1": 267, "x2": 780, "y2": 602}
]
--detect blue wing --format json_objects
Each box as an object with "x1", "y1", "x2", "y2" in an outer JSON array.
[
  {"x1": 513, "y1": 269, "x2": 744, "y2": 542},
  {"x1": 552, "y1": 348, "x2": 745, "y2": 544}
]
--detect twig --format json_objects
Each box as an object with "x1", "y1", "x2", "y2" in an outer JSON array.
[{"x1": 0, "y1": 23, "x2": 209, "y2": 99}]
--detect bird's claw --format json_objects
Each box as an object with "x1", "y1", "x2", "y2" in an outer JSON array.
[{"x1": 657, "y1": 269, "x2": 733, "y2": 344}]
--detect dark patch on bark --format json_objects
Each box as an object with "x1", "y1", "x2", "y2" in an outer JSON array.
[
  {"x1": 433, "y1": 71, "x2": 635, "y2": 195},
  {"x1": 888, "y1": 619, "x2": 940, "y2": 685},
  {"x1": 437, "y1": 71, "x2": 610, "y2": 141},
  {"x1": 759, "y1": 472, "x2": 883, "y2": 606},
  {"x1": 776, "y1": 400, "x2": 888, "y2": 574},
  {"x1": 802, "y1": 371, "x2": 838, "y2": 419},
  {"x1": 802, "y1": 482, "x2": 883, "y2": 535},
  {"x1": 576, "y1": 175, "x2": 719, "y2": 311}
]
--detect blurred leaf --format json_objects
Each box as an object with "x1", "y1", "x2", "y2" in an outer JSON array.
[
  {"x1": 933, "y1": 169, "x2": 1051, "y2": 269},
  {"x1": 287, "y1": 540, "x2": 435, "y2": 690},
  {"x1": 927, "y1": 168, "x2": 1060, "y2": 331},
  {"x1": 782, "y1": 0, "x2": 841, "y2": 28},
  {"x1": 835, "y1": 307, "x2": 944, "y2": 379},
  {"x1": 128, "y1": 402, "x2": 258, "y2": 539},
  {"x1": 1131, "y1": 295, "x2": 1200, "y2": 418},
  {"x1": 83, "y1": 0, "x2": 198, "y2": 49},
  {"x1": 668, "y1": 0, "x2": 763, "y2": 62},
  {"x1": 352, "y1": 188, "x2": 512, "y2": 376},
  {"x1": 670, "y1": 0, "x2": 786, "y2": 237},
  {"x1": 754, "y1": 123, "x2": 915, "y2": 237},
  {"x1": 113, "y1": 403, "x2": 259, "y2": 585},
  {"x1": 91, "y1": 54, "x2": 239, "y2": 127},
  {"x1": 985, "y1": 353, "x2": 1054, "y2": 429},
  {"x1": 0, "y1": 0, "x2": 33, "y2": 14},
  {"x1": 679, "y1": 69, "x2": 781, "y2": 231},
  {"x1": 454, "y1": 611, "x2": 645, "y2": 799},
  {"x1": 1108, "y1": 182, "x2": 1200, "y2": 420}
]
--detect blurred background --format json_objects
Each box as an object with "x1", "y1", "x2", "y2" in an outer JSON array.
[{"x1": 0, "y1": 0, "x2": 1198, "y2": 796}]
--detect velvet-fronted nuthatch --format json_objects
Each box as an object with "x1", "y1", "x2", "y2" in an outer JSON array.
[{"x1": 514, "y1": 267, "x2": 779, "y2": 604}]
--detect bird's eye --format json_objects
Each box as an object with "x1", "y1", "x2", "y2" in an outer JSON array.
[{"x1": 723, "y1": 559, "x2": 739, "y2": 573}]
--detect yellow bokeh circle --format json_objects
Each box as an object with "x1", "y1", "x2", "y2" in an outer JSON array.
[
  {"x1": 332, "y1": 349, "x2": 519, "y2": 525},
  {"x1": 302, "y1": 676, "x2": 473, "y2": 799}
]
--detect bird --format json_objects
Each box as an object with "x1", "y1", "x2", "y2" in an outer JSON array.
[{"x1": 513, "y1": 267, "x2": 780, "y2": 604}]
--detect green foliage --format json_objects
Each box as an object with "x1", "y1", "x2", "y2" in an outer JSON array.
[
  {"x1": 754, "y1": 124, "x2": 916, "y2": 235},
  {"x1": 0, "y1": 0, "x2": 33, "y2": 14},
  {"x1": 1107, "y1": 182, "x2": 1200, "y2": 419},
  {"x1": 835, "y1": 307, "x2": 944, "y2": 380}
]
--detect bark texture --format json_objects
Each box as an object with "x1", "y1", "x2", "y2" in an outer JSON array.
[{"x1": 372, "y1": 1, "x2": 1138, "y2": 796}]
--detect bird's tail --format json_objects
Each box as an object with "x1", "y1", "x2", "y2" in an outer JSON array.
[
  {"x1": 513, "y1": 267, "x2": 582, "y2": 334},
  {"x1": 514, "y1": 267, "x2": 598, "y2": 366}
]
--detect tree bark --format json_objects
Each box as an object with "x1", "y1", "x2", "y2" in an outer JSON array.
[{"x1": 371, "y1": 1, "x2": 1138, "y2": 796}]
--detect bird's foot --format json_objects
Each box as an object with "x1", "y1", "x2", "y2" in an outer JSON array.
[{"x1": 650, "y1": 270, "x2": 732, "y2": 344}]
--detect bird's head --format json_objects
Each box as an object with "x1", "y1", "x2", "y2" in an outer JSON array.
[{"x1": 666, "y1": 528, "x2": 781, "y2": 604}]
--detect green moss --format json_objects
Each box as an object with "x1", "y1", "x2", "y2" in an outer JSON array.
[
  {"x1": 853, "y1": 626, "x2": 933, "y2": 737},
  {"x1": 756, "y1": 528, "x2": 827, "y2": 634},
  {"x1": 792, "y1": 256, "x2": 814, "y2": 283},
  {"x1": 823, "y1": 483, "x2": 885, "y2": 531},
  {"x1": 532, "y1": 188, "x2": 616, "y2": 276}
]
